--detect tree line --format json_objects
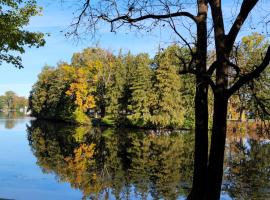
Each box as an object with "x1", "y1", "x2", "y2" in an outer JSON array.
[
  {"x1": 29, "y1": 33, "x2": 270, "y2": 128},
  {"x1": 29, "y1": 46, "x2": 195, "y2": 127},
  {"x1": 0, "y1": 91, "x2": 28, "y2": 112},
  {"x1": 2, "y1": 1, "x2": 270, "y2": 199}
]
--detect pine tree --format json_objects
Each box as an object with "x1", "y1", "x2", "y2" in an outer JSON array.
[
  {"x1": 151, "y1": 50, "x2": 185, "y2": 128},
  {"x1": 127, "y1": 53, "x2": 153, "y2": 127}
]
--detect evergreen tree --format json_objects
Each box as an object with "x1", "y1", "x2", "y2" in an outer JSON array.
[
  {"x1": 106, "y1": 53, "x2": 126, "y2": 117},
  {"x1": 127, "y1": 53, "x2": 153, "y2": 127},
  {"x1": 151, "y1": 50, "x2": 185, "y2": 128}
]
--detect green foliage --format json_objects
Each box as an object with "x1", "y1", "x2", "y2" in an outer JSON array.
[
  {"x1": 181, "y1": 74, "x2": 196, "y2": 127},
  {"x1": 0, "y1": 0, "x2": 45, "y2": 68},
  {"x1": 0, "y1": 90, "x2": 28, "y2": 111},
  {"x1": 106, "y1": 53, "x2": 127, "y2": 116},
  {"x1": 150, "y1": 47, "x2": 185, "y2": 128},
  {"x1": 29, "y1": 65, "x2": 74, "y2": 121},
  {"x1": 100, "y1": 115, "x2": 115, "y2": 126},
  {"x1": 29, "y1": 46, "x2": 197, "y2": 128},
  {"x1": 107, "y1": 52, "x2": 137, "y2": 120},
  {"x1": 72, "y1": 108, "x2": 91, "y2": 125},
  {"x1": 127, "y1": 53, "x2": 153, "y2": 126},
  {"x1": 229, "y1": 33, "x2": 270, "y2": 120}
]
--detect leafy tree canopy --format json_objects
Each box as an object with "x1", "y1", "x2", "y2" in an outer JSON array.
[{"x1": 0, "y1": 0, "x2": 45, "y2": 68}]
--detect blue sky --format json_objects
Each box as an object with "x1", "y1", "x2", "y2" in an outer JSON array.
[
  {"x1": 0, "y1": 1, "x2": 268, "y2": 97},
  {"x1": 0, "y1": 1, "x2": 162, "y2": 97}
]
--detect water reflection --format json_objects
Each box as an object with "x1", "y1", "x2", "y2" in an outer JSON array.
[
  {"x1": 224, "y1": 138, "x2": 270, "y2": 199},
  {"x1": 27, "y1": 120, "x2": 270, "y2": 200},
  {"x1": 0, "y1": 112, "x2": 31, "y2": 130}
]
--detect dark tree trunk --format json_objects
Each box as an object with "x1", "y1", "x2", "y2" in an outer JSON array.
[
  {"x1": 187, "y1": 1, "x2": 209, "y2": 199},
  {"x1": 188, "y1": 79, "x2": 209, "y2": 200},
  {"x1": 100, "y1": 104, "x2": 106, "y2": 118},
  {"x1": 205, "y1": 93, "x2": 228, "y2": 200}
]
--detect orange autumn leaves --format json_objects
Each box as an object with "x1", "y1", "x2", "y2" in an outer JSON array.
[
  {"x1": 65, "y1": 67, "x2": 96, "y2": 112},
  {"x1": 64, "y1": 143, "x2": 107, "y2": 197},
  {"x1": 62, "y1": 61, "x2": 104, "y2": 124},
  {"x1": 33, "y1": 51, "x2": 113, "y2": 123},
  {"x1": 65, "y1": 143, "x2": 96, "y2": 181}
]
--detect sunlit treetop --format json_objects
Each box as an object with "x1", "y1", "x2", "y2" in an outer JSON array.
[{"x1": 0, "y1": 0, "x2": 45, "y2": 68}]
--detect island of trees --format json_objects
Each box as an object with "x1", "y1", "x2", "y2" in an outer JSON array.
[
  {"x1": 2, "y1": 0, "x2": 270, "y2": 200},
  {"x1": 29, "y1": 46, "x2": 195, "y2": 127},
  {"x1": 29, "y1": 34, "x2": 270, "y2": 129}
]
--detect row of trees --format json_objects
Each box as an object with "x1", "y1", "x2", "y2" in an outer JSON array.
[
  {"x1": 67, "y1": 1, "x2": 270, "y2": 199},
  {"x1": 0, "y1": 91, "x2": 28, "y2": 111},
  {"x1": 2, "y1": 1, "x2": 270, "y2": 199},
  {"x1": 29, "y1": 46, "x2": 195, "y2": 127},
  {"x1": 29, "y1": 34, "x2": 270, "y2": 128}
]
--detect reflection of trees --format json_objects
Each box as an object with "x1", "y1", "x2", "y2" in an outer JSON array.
[
  {"x1": 5, "y1": 119, "x2": 15, "y2": 129},
  {"x1": 224, "y1": 138, "x2": 270, "y2": 200},
  {"x1": 27, "y1": 120, "x2": 270, "y2": 199},
  {"x1": 1, "y1": 112, "x2": 25, "y2": 129},
  {"x1": 27, "y1": 121, "x2": 193, "y2": 200},
  {"x1": 127, "y1": 133, "x2": 194, "y2": 200}
]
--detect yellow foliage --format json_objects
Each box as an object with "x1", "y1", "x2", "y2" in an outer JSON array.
[
  {"x1": 64, "y1": 143, "x2": 105, "y2": 196},
  {"x1": 228, "y1": 95, "x2": 246, "y2": 121},
  {"x1": 65, "y1": 67, "x2": 96, "y2": 111}
]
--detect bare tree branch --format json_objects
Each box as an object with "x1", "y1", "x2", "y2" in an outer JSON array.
[
  {"x1": 225, "y1": 57, "x2": 240, "y2": 76},
  {"x1": 228, "y1": 45, "x2": 270, "y2": 96},
  {"x1": 102, "y1": 11, "x2": 198, "y2": 24},
  {"x1": 226, "y1": 0, "x2": 259, "y2": 54},
  {"x1": 167, "y1": 18, "x2": 194, "y2": 56},
  {"x1": 207, "y1": 60, "x2": 218, "y2": 75}
]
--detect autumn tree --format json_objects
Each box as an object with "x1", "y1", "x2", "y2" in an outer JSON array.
[
  {"x1": 229, "y1": 33, "x2": 270, "y2": 120},
  {"x1": 71, "y1": 48, "x2": 116, "y2": 117},
  {"x1": 68, "y1": 1, "x2": 270, "y2": 200},
  {"x1": 65, "y1": 66, "x2": 95, "y2": 124},
  {"x1": 0, "y1": 0, "x2": 45, "y2": 68},
  {"x1": 29, "y1": 64, "x2": 95, "y2": 124},
  {"x1": 0, "y1": 91, "x2": 28, "y2": 111}
]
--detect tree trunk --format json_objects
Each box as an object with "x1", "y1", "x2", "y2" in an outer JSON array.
[
  {"x1": 205, "y1": 94, "x2": 228, "y2": 200},
  {"x1": 100, "y1": 104, "x2": 106, "y2": 118},
  {"x1": 187, "y1": 1, "x2": 209, "y2": 199},
  {"x1": 187, "y1": 79, "x2": 209, "y2": 200}
]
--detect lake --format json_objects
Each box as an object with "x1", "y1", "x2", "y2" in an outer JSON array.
[{"x1": 0, "y1": 114, "x2": 269, "y2": 200}]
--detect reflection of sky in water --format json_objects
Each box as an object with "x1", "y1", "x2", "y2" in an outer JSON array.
[
  {"x1": 242, "y1": 138, "x2": 251, "y2": 151},
  {"x1": 0, "y1": 118, "x2": 31, "y2": 131},
  {"x1": 0, "y1": 116, "x2": 253, "y2": 200},
  {"x1": 0, "y1": 117, "x2": 189, "y2": 200},
  {"x1": 0, "y1": 117, "x2": 82, "y2": 200}
]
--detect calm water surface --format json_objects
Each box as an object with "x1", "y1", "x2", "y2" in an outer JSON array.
[{"x1": 0, "y1": 114, "x2": 269, "y2": 200}]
